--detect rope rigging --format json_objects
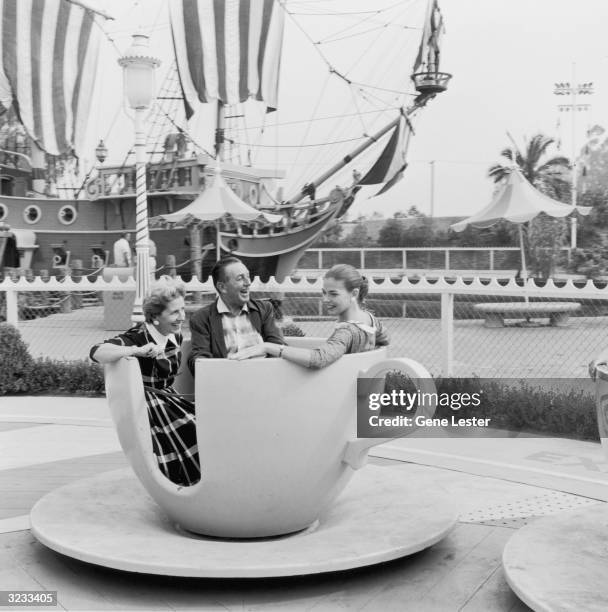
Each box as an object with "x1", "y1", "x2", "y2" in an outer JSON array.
[
  {"x1": 270, "y1": 0, "x2": 425, "y2": 191},
  {"x1": 53, "y1": 0, "x2": 432, "y2": 203},
  {"x1": 228, "y1": 136, "x2": 366, "y2": 148}
]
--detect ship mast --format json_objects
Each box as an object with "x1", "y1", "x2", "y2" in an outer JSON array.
[
  {"x1": 189, "y1": 101, "x2": 227, "y2": 284},
  {"x1": 215, "y1": 102, "x2": 226, "y2": 161}
]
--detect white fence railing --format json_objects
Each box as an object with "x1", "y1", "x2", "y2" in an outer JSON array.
[
  {"x1": 1, "y1": 274, "x2": 606, "y2": 378},
  {"x1": 298, "y1": 246, "x2": 574, "y2": 273}
]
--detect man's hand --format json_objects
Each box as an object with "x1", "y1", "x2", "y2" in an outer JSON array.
[{"x1": 228, "y1": 343, "x2": 269, "y2": 361}]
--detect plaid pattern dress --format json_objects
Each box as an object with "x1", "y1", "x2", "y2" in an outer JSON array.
[{"x1": 91, "y1": 324, "x2": 200, "y2": 486}]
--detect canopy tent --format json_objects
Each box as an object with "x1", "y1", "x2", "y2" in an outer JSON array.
[
  {"x1": 451, "y1": 168, "x2": 591, "y2": 278},
  {"x1": 151, "y1": 166, "x2": 282, "y2": 261}
]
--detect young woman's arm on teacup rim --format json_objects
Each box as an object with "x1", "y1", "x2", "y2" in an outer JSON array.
[
  {"x1": 230, "y1": 331, "x2": 352, "y2": 369},
  {"x1": 228, "y1": 341, "x2": 313, "y2": 368}
]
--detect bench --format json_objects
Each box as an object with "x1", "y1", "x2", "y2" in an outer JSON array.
[{"x1": 474, "y1": 302, "x2": 581, "y2": 328}]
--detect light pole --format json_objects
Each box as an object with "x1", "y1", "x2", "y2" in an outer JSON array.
[
  {"x1": 118, "y1": 33, "x2": 160, "y2": 323},
  {"x1": 554, "y1": 65, "x2": 593, "y2": 249}
]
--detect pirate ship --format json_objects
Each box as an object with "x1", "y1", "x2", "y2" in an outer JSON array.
[{"x1": 0, "y1": 0, "x2": 450, "y2": 281}]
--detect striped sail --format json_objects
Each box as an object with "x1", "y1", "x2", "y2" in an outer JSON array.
[
  {"x1": 360, "y1": 115, "x2": 413, "y2": 195},
  {"x1": 0, "y1": 0, "x2": 101, "y2": 158},
  {"x1": 169, "y1": 0, "x2": 285, "y2": 117}
]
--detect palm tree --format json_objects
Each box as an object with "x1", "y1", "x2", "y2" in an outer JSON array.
[{"x1": 488, "y1": 134, "x2": 571, "y2": 200}]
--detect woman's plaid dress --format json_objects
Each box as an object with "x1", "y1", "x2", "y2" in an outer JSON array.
[{"x1": 91, "y1": 324, "x2": 200, "y2": 486}]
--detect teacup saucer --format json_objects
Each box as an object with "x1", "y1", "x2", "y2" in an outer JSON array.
[{"x1": 30, "y1": 464, "x2": 458, "y2": 578}]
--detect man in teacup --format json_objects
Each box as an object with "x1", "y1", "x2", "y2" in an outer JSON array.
[{"x1": 188, "y1": 257, "x2": 285, "y2": 374}]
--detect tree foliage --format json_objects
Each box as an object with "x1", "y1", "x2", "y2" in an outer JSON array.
[
  {"x1": 488, "y1": 133, "x2": 571, "y2": 200},
  {"x1": 313, "y1": 219, "x2": 343, "y2": 247},
  {"x1": 377, "y1": 218, "x2": 403, "y2": 247},
  {"x1": 342, "y1": 222, "x2": 373, "y2": 247}
]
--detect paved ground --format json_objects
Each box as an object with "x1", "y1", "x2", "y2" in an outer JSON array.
[{"x1": 1, "y1": 396, "x2": 608, "y2": 611}]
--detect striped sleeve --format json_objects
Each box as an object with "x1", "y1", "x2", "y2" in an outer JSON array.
[{"x1": 89, "y1": 327, "x2": 144, "y2": 362}]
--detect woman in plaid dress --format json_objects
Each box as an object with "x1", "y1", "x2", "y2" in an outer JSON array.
[{"x1": 90, "y1": 277, "x2": 199, "y2": 486}]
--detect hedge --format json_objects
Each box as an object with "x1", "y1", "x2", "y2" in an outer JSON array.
[
  {"x1": 384, "y1": 372, "x2": 599, "y2": 442},
  {"x1": 0, "y1": 323, "x2": 104, "y2": 396}
]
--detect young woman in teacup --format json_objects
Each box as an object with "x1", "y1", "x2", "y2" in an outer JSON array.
[
  {"x1": 90, "y1": 276, "x2": 199, "y2": 486},
  {"x1": 229, "y1": 264, "x2": 389, "y2": 368}
]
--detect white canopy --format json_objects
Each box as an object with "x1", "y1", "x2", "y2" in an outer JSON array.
[
  {"x1": 450, "y1": 167, "x2": 591, "y2": 281},
  {"x1": 151, "y1": 166, "x2": 282, "y2": 261},
  {"x1": 451, "y1": 168, "x2": 590, "y2": 232},
  {"x1": 153, "y1": 167, "x2": 282, "y2": 227}
]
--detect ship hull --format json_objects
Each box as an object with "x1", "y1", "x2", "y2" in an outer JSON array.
[
  {"x1": 218, "y1": 206, "x2": 339, "y2": 280},
  {"x1": 0, "y1": 192, "x2": 342, "y2": 281}
]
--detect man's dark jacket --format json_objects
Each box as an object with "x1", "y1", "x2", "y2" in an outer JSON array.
[{"x1": 188, "y1": 298, "x2": 285, "y2": 374}]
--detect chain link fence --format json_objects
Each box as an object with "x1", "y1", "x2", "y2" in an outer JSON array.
[
  {"x1": 271, "y1": 290, "x2": 606, "y2": 378},
  {"x1": 1, "y1": 275, "x2": 606, "y2": 379}
]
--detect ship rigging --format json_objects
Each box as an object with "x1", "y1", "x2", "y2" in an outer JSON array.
[{"x1": 0, "y1": 0, "x2": 451, "y2": 281}]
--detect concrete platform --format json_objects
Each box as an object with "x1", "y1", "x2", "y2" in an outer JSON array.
[
  {"x1": 503, "y1": 503, "x2": 608, "y2": 611},
  {"x1": 29, "y1": 466, "x2": 458, "y2": 578}
]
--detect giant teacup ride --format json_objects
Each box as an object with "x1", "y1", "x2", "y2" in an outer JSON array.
[
  {"x1": 30, "y1": 339, "x2": 458, "y2": 578},
  {"x1": 501, "y1": 366, "x2": 608, "y2": 611}
]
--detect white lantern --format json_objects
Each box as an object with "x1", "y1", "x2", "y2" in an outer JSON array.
[{"x1": 118, "y1": 33, "x2": 160, "y2": 110}]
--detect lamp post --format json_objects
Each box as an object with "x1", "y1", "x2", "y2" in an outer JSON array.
[
  {"x1": 554, "y1": 64, "x2": 593, "y2": 249},
  {"x1": 118, "y1": 33, "x2": 160, "y2": 323}
]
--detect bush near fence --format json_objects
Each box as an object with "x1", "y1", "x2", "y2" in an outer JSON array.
[
  {"x1": 384, "y1": 373, "x2": 598, "y2": 442},
  {"x1": 0, "y1": 323, "x2": 33, "y2": 393},
  {"x1": 0, "y1": 323, "x2": 104, "y2": 396}
]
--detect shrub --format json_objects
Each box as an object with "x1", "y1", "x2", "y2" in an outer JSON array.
[
  {"x1": 0, "y1": 324, "x2": 104, "y2": 396},
  {"x1": 0, "y1": 323, "x2": 34, "y2": 393},
  {"x1": 383, "y1": 372, "x2": 598, "y2": 442},
  {"x1": 24, "y1": 358, "x2": 105, "y2": 396},
  {"x1": 567, "y1": 248, "x2": 608, "y2": 279}
]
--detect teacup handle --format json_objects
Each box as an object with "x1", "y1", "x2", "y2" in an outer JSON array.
[{"x1": 342, "y1": 357, "x2": 437, "y2": 470}]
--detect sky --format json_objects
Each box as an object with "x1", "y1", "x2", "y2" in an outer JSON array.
[
  {"x1": 396, "y1": 0, "x2": 608, "y2": 220},
  {"x1": 86, "y1": 0, "x2": 608, "y2": 220}
]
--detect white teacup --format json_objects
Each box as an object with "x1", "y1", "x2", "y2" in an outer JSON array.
[{"x1": 105, "y1": 338, "x2": 435, "y2": 538}]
